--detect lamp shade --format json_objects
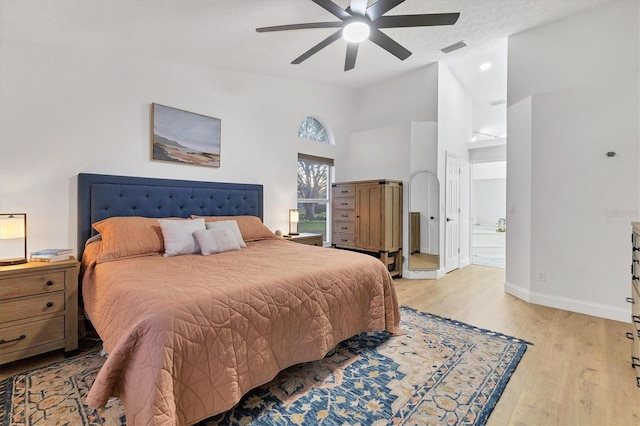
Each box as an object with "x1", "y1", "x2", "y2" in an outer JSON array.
[
  {"x1": 288, "y1": 209, "x2": 299, "y2": 235},
  {"x1": 0, "y1": 213, "x2": 27, "y2": 265},
  {"x1": 0, "y1": 215, "x2": 25, "y2": 239}
]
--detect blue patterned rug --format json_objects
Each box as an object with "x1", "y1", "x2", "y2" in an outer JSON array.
[{"x1": 1, "y1": 307, "x2": 529, "y2": 425}]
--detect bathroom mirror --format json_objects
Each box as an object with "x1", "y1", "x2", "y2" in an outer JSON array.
[{"x1": 408, "y1": 171, "x2": 440, "y2": 271}]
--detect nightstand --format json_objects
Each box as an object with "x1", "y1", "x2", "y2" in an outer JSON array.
[
  {"x1": 0, "y1": 258, "x2": 79, "y2": 365},
  {"x1": 284, "y1": 233, "x2": 324, "y2": 247}
]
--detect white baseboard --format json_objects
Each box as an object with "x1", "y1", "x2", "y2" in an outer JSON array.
[
  {"x1": 504, "y1": 281, "x2": 630, "y2": 323},
  {"x1": 402, "y1": 268, "x2": 447, "y2": 280}
]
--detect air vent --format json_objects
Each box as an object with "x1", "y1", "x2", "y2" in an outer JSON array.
[
  {"x1": 489, "y1": 99, "x2": 506, "y2": 106},
  {"x1": 440, "y1": 40, "x2": 468, "y2": 54}
]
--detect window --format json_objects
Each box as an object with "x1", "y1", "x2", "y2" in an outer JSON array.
[
  {"x1": 298, "y1": 116, "x2": 331, "y2": 144},
  {"x1": 297, "y1": 117, "x2": 334, "y2": 243},
  {"x1": 297, "y1": 154, "x2": 333, "y2": 243}
]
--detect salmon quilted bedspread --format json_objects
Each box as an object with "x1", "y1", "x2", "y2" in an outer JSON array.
[{"x1": 81, "y1": 239, "x2": 400, "y2": 425}]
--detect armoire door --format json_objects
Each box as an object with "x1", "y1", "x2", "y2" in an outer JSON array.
[{"x1": 355, "y1": 184, "x2": 383, "y2": 251}]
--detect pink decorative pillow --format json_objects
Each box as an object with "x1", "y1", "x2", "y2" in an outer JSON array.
[
  {"x1": 92, "y1": 216, "x2": 166, "y2": 263},
  {"x1": 191, "y1": 215, "x2": 277, "y2": 241},
  {"x1": 158, "y1": 218, "x2": 206, "y2": 257}
]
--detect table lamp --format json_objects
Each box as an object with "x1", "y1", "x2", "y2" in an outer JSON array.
[
  {"x1": 288, "y1": 209, "x2": 299, "y2": 235},
  {"x1": 0, "y1": 213, "x2": 27, "y2": 265}
]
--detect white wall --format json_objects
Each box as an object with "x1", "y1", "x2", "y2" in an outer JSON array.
[
  {"x1": 506, "y1": 97, "x2": 533, "y2": 297},
  {"x1": 469, "y1": 143, "x2": 507, "y2": 163},
  {"x1": 344, "y1": 123, "x2": 411, "y2": 182},
  {"x1": 472, "y1": 179, "x2": 506, "y2": 226},
  {"x1": 506, "y1": 0, "x2": 640, "y2": 321},
  {"x1": 0, "y1": 39, "x2": 358, "y2": 254},
  {"x1": 354, "y1": 64, "x2": 439, "y2": 132},
  {"x1": 438, "y1": 62, "x2": 473, "y2": 269}
]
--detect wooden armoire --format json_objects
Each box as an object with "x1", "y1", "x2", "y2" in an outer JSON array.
[{"x1": 331, "y1": 179, "x2": 403, "y2": 277}]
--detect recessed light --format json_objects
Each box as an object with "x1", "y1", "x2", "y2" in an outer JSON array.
[{"x1": 480, "y1": 62, "x2": 492, "y2": 71}]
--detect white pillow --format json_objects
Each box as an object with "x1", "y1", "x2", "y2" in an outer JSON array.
[
  {"x1": 158, "y1": 218, "x2": 206, "y2": 257},
  {"x1": 204, "y1": 220, "x2": 246, "y2": 248},
  {"x1": 194, "y1": 228, "x2": 241, "y2": 255}
]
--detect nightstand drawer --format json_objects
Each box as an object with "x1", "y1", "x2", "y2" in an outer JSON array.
[
  {"x1": 333, "y1": 185, "x2": 355, "y2": 197},
  {"x1": 333, "y1": 233, "x2": 355, "y2": 247},
  {"x1": 287, "y1": 234, "x2": 323, "y2": 246},
  {"x1": 0, "y1": 292, "x2": 65, "y2": 323},
  {"x1": 334, "y1": 198, "x2": 355, "y2": 209},
  {"x1": 334, "y1": 210, "x2": 355, "y2": 221},
  {"x1": 334, "y1": 222, "x2": 355, "y2": 233},
  {"x1": 0, "y1": 316, "x2": 65, "y2": 357},
  {"x1": 0, "y1": 271, "x2": 65, "y2": 300}
]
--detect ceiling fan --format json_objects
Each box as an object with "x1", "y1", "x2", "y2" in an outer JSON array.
[{"x1": 256, "y1": 0, "x2": 460, "y2": 71}]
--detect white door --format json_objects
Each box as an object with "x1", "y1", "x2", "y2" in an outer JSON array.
[{"x1": 445, "y1": 153, "x2": 460, "y2": 272}]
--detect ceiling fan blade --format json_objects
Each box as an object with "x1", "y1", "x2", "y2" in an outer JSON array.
[
  {"x1": 349, "y1": 0, "x2": 368, "y2": 16},
  {"x1": 375, "y1": 13, "x2": 460, "y2": 28},
  {"x1": 312, "y1": 0, "x2": 352, "y2": 20},
  {"x1": 369, "y1": 28, "x2": 411, "y2": 60},
  {"x1": 366, "y1": 0, "x2": 405, "y2": 21},
  {"x1": 292, "y1": 29, "x2": 343, "y2": 64},
  {"x1": 256, "y1": 22, "x2": 343, "y2": 32},
  {"x1": 345, "y1": 43, "x2": 359, "y2": 71}
]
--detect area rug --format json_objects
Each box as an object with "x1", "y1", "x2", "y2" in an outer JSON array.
[{"x1": 1, "y1": 307, "x2": 529, "y2": 425}]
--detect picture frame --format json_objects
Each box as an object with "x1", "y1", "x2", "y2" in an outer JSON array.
[{"x1": 151, "y1": 103, "x2": 221, "y2": 168}]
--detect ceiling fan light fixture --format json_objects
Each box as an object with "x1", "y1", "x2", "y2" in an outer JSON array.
[{"x1": 342, "y1": 21, "x2": 370, "y2": 43}]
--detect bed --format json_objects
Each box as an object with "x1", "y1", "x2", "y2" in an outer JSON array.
[{"x1": 77, "y1": 173, "x2": 400, "y2": 425}]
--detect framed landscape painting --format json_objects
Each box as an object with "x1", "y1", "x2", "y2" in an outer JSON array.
[{"x1": 152, "y1": 103, "x2": 221, "y2": 167}]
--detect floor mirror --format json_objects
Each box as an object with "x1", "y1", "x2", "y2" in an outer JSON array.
[{"x1": 408, "y1": 170, "x2": 440, "y2": 271}]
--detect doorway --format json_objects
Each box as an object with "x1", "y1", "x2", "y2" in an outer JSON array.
[{"x1": 471, "y1": 161, "x2": 506, "y2": 268}]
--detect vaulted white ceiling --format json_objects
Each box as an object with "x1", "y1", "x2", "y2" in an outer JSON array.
[
  {"x1": 1, "y1": 0, "x2": 610, "y2": 90},
  {"x1": 1, "y1": 0, "x2": 611, "y2": 142}
]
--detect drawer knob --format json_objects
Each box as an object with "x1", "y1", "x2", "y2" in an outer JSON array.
[
  {"x1": 633, "y1": 315, "x2": 640, "y2": 325},
  {"x1": 341, "y1": 226, "x2": 348, "y2": 230},
  {"x1": 627, "y1": 297, "x2": 635, "y2": 304},
  {"x1": 627, "y1": 332, "x2": 635, "y2": 340},
  {"x1": 46, "y1": 280, "x2": 54, "y2": 286},
  {"x1": 0, "y1": 334, "x2": 26, "y2": 345},
  {"x1": 633, "y1": 356, "x2": 640, "y2": 368},
  {"x1": 46, "y1": 301, "x2": 54, "y2": 308}
]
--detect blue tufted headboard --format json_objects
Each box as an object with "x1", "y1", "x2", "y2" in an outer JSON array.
[{"x1": 77, "y1": 173, "x2": 263, "y2": 258}]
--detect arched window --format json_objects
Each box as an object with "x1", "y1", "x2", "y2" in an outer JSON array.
[
  {"x1": 295, "y1": 117, "x2": 334, "y2": 244},
  {"x1": 298, "y1": 117, "x2": 331, "y2": 144}
]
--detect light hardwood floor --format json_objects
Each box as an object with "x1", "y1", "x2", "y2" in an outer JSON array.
[
  {"x1": 395, "y1": 265, "x2": 640, "y2": 426},
  {"x1": 1, "y1": 265, "x2": 638, "y2": 425}
]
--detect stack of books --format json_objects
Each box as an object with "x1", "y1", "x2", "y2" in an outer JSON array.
[{"x1": 30, "y1": 248, "x2": 73, "y2": 263}]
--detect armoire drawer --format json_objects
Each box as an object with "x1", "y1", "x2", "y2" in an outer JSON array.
[
  {"x1": 334, "y1": 210, "x2": 355, "y2": 221},
  {"x1": 334, "y1": 198, "x2": 355, "y2": 210},
  {"x1": 333, "y1": 185, "x2": 355, "y2": 197},
  {"x1": 334, "y1": 222, "x2": 355, "y2": 234},
  {"x1": 333, "y1": 233, "x2": 355, "y2": 247}
]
